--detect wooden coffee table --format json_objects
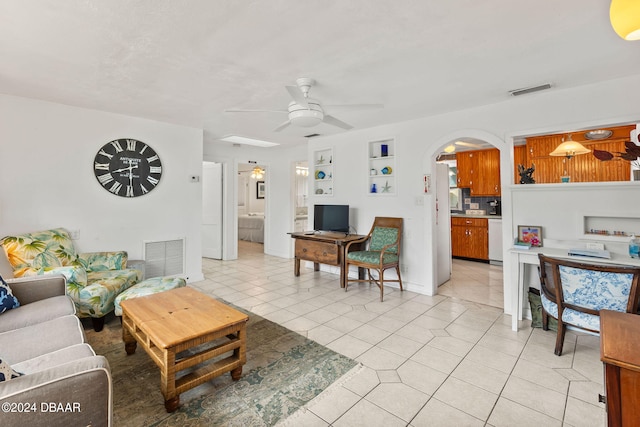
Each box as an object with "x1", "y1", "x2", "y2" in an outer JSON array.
[{"x1": 120, "y1": 287, "x2": 248, "y2": 412}]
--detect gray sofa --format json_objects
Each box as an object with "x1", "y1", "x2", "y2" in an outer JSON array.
[{"x1": 0, "y1": 275, "x2": 112, "y2": 427}]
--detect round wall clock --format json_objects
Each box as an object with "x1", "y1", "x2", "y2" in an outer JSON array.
[{"x1": 93, "y1": 138, "x2": 162, "y2": 197}]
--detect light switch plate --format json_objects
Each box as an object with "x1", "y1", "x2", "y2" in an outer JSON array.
[
  {"x1": 464, "y1": 198, "x2": 471, "y2": 204},
  {"x1": 470, "y1": 203, "x2": 479, "y2": 209}
]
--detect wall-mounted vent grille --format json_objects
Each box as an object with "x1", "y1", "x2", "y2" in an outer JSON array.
[
  {"x1": 143, "y1": 238, "x2": 185, "y2": 279},
  {"x1": 304, "y1": 133, "x2": 321, "y2": 138},
  {"x1": 509, "y1": 83, "x2": 552, "y2": 97}
]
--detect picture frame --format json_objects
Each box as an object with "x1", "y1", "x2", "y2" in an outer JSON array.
[
  {"x1": 256, "y1": 181, "x2": 265, "y2": 199},
  {"x1": 517, "y1": 225, "x2": 543, "y2": 247}
]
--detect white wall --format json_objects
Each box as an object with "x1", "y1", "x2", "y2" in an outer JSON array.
[
  {"x1": 0, "y1": 94, "x2": 205, "y2": 282},
  {"x1": 203, "y1": 141, "x2": 307, "y2": 259},
  {"x1": 309, "y1": 74, "x2": 640, "y2": 308}
]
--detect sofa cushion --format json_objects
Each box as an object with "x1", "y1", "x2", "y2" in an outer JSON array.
[
  {"x1": 0, "y1": 275, "x2": 20, "y2": 314},
  {"x1": 0, "y1": 315, "x2": 85, "y2": 364},
  {"x1": 0, "y1": 357, "x2": 22, "y2": 382},
  {"x1": 13, "y1": 343, "x2": 95, "y2": 374},
  {"x1": 0, "y1": 295, "x2": 75, "y2": 334}
]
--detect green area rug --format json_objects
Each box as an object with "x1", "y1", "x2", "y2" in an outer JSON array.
[{"x1": 85, "y1": 303, "x2": 359, "y2": 426}]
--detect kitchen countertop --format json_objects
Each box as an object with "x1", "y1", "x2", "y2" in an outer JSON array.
[{"x1": 451, "y1": 213, "x2": 502, "y2": 219}]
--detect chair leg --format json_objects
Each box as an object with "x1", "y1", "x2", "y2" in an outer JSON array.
[
  {"x1": 541, "y1": 308, "x2": 549, "y2": 331},
  {"x1": 379, "y1": 269, "x2": 384, "y2": 302},
  {"x1": 395, "y1": 265, "x2": 403, "y2": 292},
  {"x1": 554, "y1": 320, "x2": 566, "y2": 356},
  {"x1": 92, "y1": 316, "x2": 106, "y2": 332}
]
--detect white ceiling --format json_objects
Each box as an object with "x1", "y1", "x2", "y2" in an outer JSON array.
[{"x1": 2, "y1": 1, "x2": 639, "y2": 147}]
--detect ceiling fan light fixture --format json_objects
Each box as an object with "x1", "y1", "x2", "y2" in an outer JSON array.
[
  {"x1": 444, "y1": 145, "x2": 456, "y2": 153},
  {"x1": 549, "y1": 134, "x2": 591, "y2": 158},
  {"x1": 610, "y1": 0, "x2": 640, "y2": 40},
  {"x1": 250, "y1": 166, "x2": 265, "y2": 179},
  {"x1": 288, "y1": 100, "x2": 324, "y2": 127}
]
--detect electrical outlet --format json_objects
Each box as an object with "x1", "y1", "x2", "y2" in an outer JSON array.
[
  {"x1": 189, "y1": 175, "x2": 200, "y2": 183},
  {"x1": 470, "y1": 203, "x2": 479, "y2": 209},
  {"x1": 401, "y1": 265, "x2": 408, "y2": 273},
  {"x1": 464, "y1": 198, "x2": 471, "y2": 204},
  {"x1": 415, "y1": 196, "x2": 424, "y2": 206},
  {"x1": 69, "y1": 229, "x2": 80, "y2": 240}
]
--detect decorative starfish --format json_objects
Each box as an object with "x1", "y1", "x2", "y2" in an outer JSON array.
[{"x1": 382, "y1": 180, "x2": 392, "y2": 193}]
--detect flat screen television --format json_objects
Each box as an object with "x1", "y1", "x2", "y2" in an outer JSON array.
[{"x1": 314, "y1": 204, "x2": 349, "y2": 233}]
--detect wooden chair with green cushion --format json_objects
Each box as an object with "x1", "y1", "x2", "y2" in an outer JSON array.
[{"x1": 344, "y1": 217, "x2": 403, "y2": 301}]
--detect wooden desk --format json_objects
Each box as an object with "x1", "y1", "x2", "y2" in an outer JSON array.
[
  {"x1": 600, "y1": 310, "x2": 640, "y2": 427},
  {"x1": 289, "y1": 232, "x2": 366, "y2": 288}
]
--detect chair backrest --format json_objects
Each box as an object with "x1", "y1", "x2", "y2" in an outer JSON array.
[
  {"x1": 538, "y1": 254, "x2": 640, "y2": 316},
  {"x1": 368, "y1": 217, "x2": 402, "y2": 254},
  {"x1": 1, "y1": 228, "x2": 78, "y2": 273}
]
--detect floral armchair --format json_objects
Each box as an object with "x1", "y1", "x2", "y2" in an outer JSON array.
[{"x1": 1, "y1": 228, "x2": 139, "y2": 331}]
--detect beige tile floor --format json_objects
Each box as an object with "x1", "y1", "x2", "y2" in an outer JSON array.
[{"x1": 190, "y1": 242, "x2": 606, "y2": 427}]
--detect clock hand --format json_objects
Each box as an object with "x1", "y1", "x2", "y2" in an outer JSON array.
[
  {"x1": 128, "y1": 160, "x2": 134, "y2": 186},
  {"x1": 111, "y1": 164, "x2": 139, "y2": 174}
]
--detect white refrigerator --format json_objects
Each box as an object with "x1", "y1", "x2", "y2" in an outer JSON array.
[{"x1": 435, "y1": 163, "x2": 452, "y2": 286}]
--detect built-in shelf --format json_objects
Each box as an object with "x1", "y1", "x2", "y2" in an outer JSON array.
[
  {"x1": 313, "y1": 148, "x2": 333, "y2": 196},
  {"x1": 368, "y1": 138, "x2": 396, "y2": 195},
  {"x1": 582, "y1": 215, "x2": 640, "y2": 241}
]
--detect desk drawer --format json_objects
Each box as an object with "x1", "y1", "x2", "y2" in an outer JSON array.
[{"x1": 295, "y1": 240, "x2": 339, "y2": 265}]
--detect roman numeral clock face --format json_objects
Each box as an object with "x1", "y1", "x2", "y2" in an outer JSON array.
[{"x1": 93, "y1": 139, "x2": 162, "y2": 197}]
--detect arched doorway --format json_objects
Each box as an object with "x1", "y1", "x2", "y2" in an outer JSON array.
[{"x1": 427, "y1": 130, "x2": 509, "y2": 309}]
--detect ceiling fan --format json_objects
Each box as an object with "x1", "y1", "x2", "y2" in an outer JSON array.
[{"x1": 225, "y1": 77, "x2": 383, "y2": 132}]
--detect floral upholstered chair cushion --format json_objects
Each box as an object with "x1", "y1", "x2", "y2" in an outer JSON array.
[
  {"x1": 540, "y1": 265, "x2": 635, "y2": 332},
  {"x1": 347, "y1": 227, "x2": 399, "y2": 264},
  {"x1": 1, "y1": 228, "x2": 138, "y2": 319}
]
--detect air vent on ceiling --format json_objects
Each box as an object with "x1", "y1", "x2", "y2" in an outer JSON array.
[
  {"x1": 304, "y1": 133, "x2": 321, "y2": 138},
  {"x1": 509, "y1": 83, "x2": 552, "y2": 97}
]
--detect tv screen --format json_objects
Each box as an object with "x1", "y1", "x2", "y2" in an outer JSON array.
[{"x1": 314, "y1": 204, "x2": 349, "y2": 233}]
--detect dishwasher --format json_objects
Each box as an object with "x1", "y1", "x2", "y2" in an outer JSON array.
[{"x1": 488, "y1": 218, "x2": 503, "y2": 265}]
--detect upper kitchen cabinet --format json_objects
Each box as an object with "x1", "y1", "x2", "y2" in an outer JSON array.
[
  {"x1": 520, "y1": 125, "x2": 635, "y2": 184},
  {"x1": 456, "y1": 148, "x2": 501, "y2": 196},
  {"x1": 456, "y1": 151, "x2": 475, "y2": 188}
]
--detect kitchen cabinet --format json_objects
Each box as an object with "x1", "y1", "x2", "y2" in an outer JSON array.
[
  {"x1": 514, "y1": 145, "x2": 528, "y2": 184},
  {"x1": 472, "y1": 149, "x2": 501, "y2": 196},
  {"x1": 456, "y1": 149, "x2": 501, "y2": 196},
  {"x1": 451, "y1": 217, "x2": 488, "y2": 260},
  {"x1": 456, "y1": 151, "x2": 475, "y2": 188}
]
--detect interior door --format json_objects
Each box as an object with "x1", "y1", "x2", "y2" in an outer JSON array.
[{"x1": 202, "y1": 162, "x2": 223, "y2": 259}]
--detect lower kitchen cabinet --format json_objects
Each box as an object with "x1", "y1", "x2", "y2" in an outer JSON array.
[{"x1": 451, "y1": 217, "x2": 488, "y2": 260}]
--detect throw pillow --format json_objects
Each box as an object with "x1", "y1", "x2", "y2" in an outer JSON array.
[
  {"x1": 0, "y1": 274, "x2": 20, "y2": 314},
  {"x1": 0, "y1": 357, "x2": 22, "y2": 382}
]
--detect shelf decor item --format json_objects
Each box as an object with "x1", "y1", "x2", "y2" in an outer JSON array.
[
  {"x1": 517, "y1": 225, "x2": 543, "y2": 247},
  {"x1": 381, "y1": 144, "x2": 388, "y2": 157}
]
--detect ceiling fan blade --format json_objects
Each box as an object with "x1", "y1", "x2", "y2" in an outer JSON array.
[
  {"x1": 323, "y1": 115, "x2": 353, "y2": 130},
  {"x1": 323, "y1": 104, "x2": 384, "y2": 111},
  {"x1": 285, "y1": 85, "x2": 309, "y2": 108},
  {"x1": 224, "y1": 109, "x2": 287, "y2": 114},
  {"x1": 273, "y1": 120, "x2": 292, "y2": 132}
]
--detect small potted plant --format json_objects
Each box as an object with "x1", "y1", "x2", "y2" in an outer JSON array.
[{"x1": 593, "y1": 140, "x2": 640, "y2": 180}]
